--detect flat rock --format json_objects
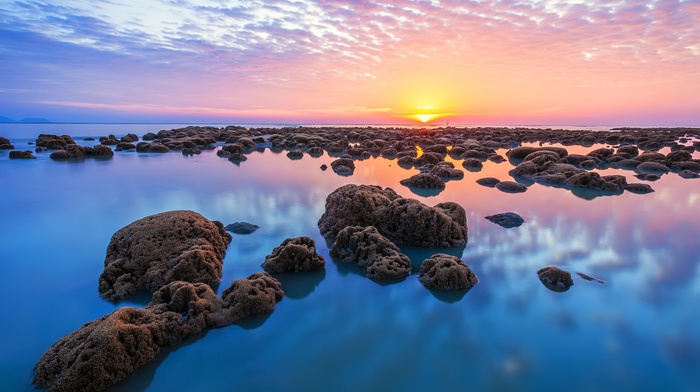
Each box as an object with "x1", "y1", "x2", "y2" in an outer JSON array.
[
  {"x1": 495, "y1": 181, "x2": 528, "y2": 193},
  {"x1": 225, "y1": 221, "x2": 260, "y2": 234},
  {"x1": 476, "y1": 177, "x2": 501, "y2": 187},
  {"x1": 485, "y1": 212, "x2": 524, "y2": 228}
]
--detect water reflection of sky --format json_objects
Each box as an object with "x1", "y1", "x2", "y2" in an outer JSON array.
[{"x1": 1, "y1": 127, "x2": 699, "y2": 391}]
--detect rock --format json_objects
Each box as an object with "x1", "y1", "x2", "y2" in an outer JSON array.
[
  {"x1": 317, "y1": 184, "x2": 400, "y2": 237},
  {"x1": 219, "y1": 272, "x2": 285, "y2": 321},
  {"x1": 120, "y1": 133, "x2": 139, "y2": 143},
  {"x1": 575, "y1": 272, "x2": 605, "y2": 284},
  {"x1": 87, "y1": 145, "x2": 114, "y2": 158},
  {"x1": 635, "y1": 173, "x2": 660, "y2": 181},
  {"x1": 462, "y1": 158, "x2": 483, "y2": 171},
  {"x1": 318, "y1": 184, "x2": 468, "y2": 247},
  {"x1": 320, "y1": 164, "x2": 328, "y2": 171},
  {"x1": 418, "y1": 254, "x2": 478, "y2": 291},
  {"x1": 566, "y1": 172, "x2": 623, "y2": 192},
  {"x1": 399, "y1": 173, "x2": 446, "y2": 189},
  {"x1": 0, "y1": 136, "x2": 13, "y2": 149},
  {"x1": 98, "y1": 210, "x2": 232, "y2": 301},
  {"x1": 261, "y1": 236, "x2": 326, "y2": 273},
  {"x1": 637, "y1": 161, "x2": 670, "y2": 174},
  {"x1": 537, "y1": 266, "x2": 574, "y2": 292},
  {"x1": 34, "y1": 274, "x2": 283, "y2": 392},
  {"x1": 330, "y1": 226, "x2": 411, "y2": 280},
  {"x1": 678, "y1": 170, "x2": 700, "y2": 179},
  {"x1": 49, "y1": 150, "x2": 71, "y2": 160},
  {"x1": 225, "y1": 222, "x2": 260, "y2": 234},
  {"x1": 142, "y1": 132, "x2": 157, "y2": 140},
  {"x1": 330, "y1": 157, "x2": 355, "y2": 176},
  {"x1": 49, "y1": 144, "x2": 87, "y2": 160},
  {"x1": 115, "y1": 142, "x2": 136, "y2": 151},
  {"x1": 428, "y1": 165, "x2": 464, "y2": 180},
  {"x1": 485, "y1": 212, "x2": 524, "y2": 228},
  {"x1": 506, "y1": 146, "x2": 568, "y2": 160},
  {"x1": 625, "y1": 183, "x2": 654, "y2": 193},
  {"x1": 495, "y1": 181, "x2": 527, "y2": 193},
  {"x1": 286, "y1": 150, "x2": 303, "y2": 160},
  {"x1": 9, "y1": 150, "x2": 35, "y2": 159},
  {"x1": 476, "y1": 177, "x2": 501, "y2": 187},
  {"x1": 381, "y1": 199, "x2": 468, "y2": 247},
  {"x1": 36, "y1": 134, "x2": 76, "y2": 149},
  {"x1": 617, "y1": 145, "x2": 639, "y2": 157}
]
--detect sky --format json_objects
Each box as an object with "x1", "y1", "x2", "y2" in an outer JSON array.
[{"x1": 0, "y1": 0, "x2": 699, "y2": 125}]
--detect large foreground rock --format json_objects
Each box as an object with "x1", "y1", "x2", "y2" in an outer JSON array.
[
  {"x1": 419, "y1": 254, "x2": 478, "y2": 291},
  {"x1": 330, "y1": 226, "x2": 411, "y2": 280},
  {"x1": 34, "y1": 274, "x2": 283, "y2": 392},
  {"x1": 98, "y1": 211, "x2": 232, "y2": 301},
  {"x1": 262, "y1": 236, "x2": 326, "y2": 273},
  {"x1": 318, "y1": 184, "x2": 468, "y2": 247}
]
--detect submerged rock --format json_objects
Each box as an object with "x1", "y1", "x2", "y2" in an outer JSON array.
[
  {"x1": 418, "y1": 253, "x2": 478, "y2": 291},
  {"x1": 98, "y1": 210, "x2": 232, "y2": 301},
  {"x1": 262, "y1": 236, "x2": 326, "y2": 273},
  {"x1": 485, "y1": 212, "x2": 524, "y2": 228},
  {"x1": 225, "y1": 221, "x2": 260, "y2": 234},
  {"x1": 537, "y1": 266, "x2": 574, "y2": 292},
  {"x1": 9, "y1": 150, "x2": 35, "y2": 159},
  {"x1": 34, "y1": 274, "x2": 283, "y2": 392},
  {"x1": 330, "y1": 226, "x2": 411, "y2": 280}
]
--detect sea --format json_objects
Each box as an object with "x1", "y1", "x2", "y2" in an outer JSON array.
[{"x1": 1, "y1": 123, "x2": 699, "y2": 391}]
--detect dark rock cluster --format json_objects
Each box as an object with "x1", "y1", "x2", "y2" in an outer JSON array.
[
  {"x1": 34, "y1": 274, "x2": 283, "y2": 392},
  {"x1": 318, "y1": 184, "x2": 468, "y2": 247},
  {"x1": 98, "y1": 210, "x2": 232, "y2": 301}
]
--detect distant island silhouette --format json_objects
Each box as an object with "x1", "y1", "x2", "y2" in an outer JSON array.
[{"x1": 0, "y1": 116, "x2": 53, "y2": 123}]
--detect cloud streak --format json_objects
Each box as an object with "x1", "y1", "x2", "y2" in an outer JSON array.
[{"x1": 0, "y1": 0, "x2": 698, "y2": 123}]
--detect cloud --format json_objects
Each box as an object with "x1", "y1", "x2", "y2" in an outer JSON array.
[{"x1": 0, "y1": 0, "x2": 699, "y2": 122}]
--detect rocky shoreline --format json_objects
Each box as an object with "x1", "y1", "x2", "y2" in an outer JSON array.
[{"x1": 3, "y1": 126, "x2": 698, "y2": 197}]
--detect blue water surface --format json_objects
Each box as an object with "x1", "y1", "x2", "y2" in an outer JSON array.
[{"x1": 1, "y1": 124, "x2": 699, "y2": 391}]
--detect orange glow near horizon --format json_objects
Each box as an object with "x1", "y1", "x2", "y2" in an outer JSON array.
[{"x1": 412, "y1": 113, "x2": 443, "y2": 123}]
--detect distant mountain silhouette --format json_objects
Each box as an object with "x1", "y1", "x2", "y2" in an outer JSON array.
[
  {"x1": 0, "y1": 115, "x2": 15, "y2": 123},
  {"x1": 20, "y1": 117, "x2": 53, "y2": 123}
]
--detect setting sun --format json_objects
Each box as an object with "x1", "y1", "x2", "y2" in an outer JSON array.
[{"x1": 411, "y1": 113, "x2": 443, "y2": 123}]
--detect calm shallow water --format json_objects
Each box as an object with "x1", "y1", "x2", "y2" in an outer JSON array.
[{"x1": 1, "y1": 124, "x2": 700, "y2": 391}]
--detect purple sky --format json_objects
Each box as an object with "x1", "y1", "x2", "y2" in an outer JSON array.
[{"x1": 1, "y1": 0, "x2": 699, "y2": 125}]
